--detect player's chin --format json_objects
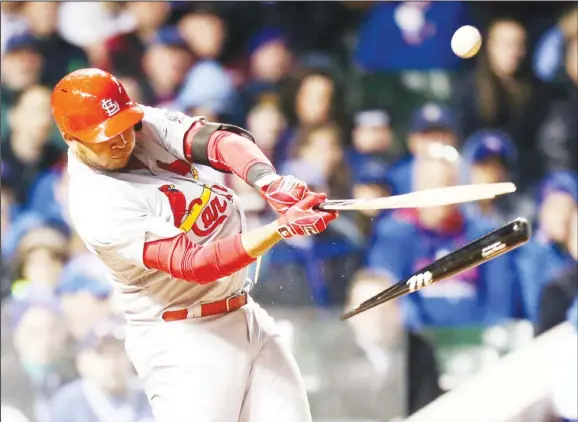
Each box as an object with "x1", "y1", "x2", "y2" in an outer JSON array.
[{"x1": 106, "y1": 155, "x2": 131, "y2": 170}]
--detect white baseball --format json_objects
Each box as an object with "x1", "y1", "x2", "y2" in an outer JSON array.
[{"x1": 451, "y1": 25, "x2": 482, "y2": 59}]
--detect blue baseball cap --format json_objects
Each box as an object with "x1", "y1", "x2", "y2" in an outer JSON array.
[
  {"x1": 539, "y1": 171, "x2": 578, "y2": 204},
  {"x1": 248, "y1": 27, "x2": 286, "y2": 55},
  {"x1": 56, "y1": 254, "x2": 112, "y2": 298},
  {"x1": 151, "y1": 26, "x2": 188, "y2": 49},
  {"x1": 410, "y1": 103, "x2": 456, "y2": 133},
  {"x1": 5, "y1": 33, "x2": 40, "y2": 54},
  {"x1": 465, "y1": 130, "x2": 517, "y2": 168},
  {"x1": 352, "y1": 160, "x2": 393, "y2": 190}
]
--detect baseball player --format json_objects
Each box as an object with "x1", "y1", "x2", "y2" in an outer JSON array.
[{"x1": 50, "y1": 68, "x2": 339, "y2": 422}]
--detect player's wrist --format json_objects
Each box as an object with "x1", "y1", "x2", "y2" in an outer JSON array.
[{"x1": 254, "y1": 172, "x2": 279, "y2": 191}]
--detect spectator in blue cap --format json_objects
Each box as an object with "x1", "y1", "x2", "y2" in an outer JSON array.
[
  {"x1": 388, "y1": 103, "x2": 458, "y2": 195},
  {"x1": 351, "y1": 161, "x2": 394, "y2": 244},
  {"x1": 349, "y1": 109, "x2": 398, "y2": 185},
  {"x1": 1, "y1": 293, "x2": 75, "y2": 422},
  {"x1": 141, "y1": 26, "x2": 193, "y2": 106},
  {"x1": 241, "y1": 27, "x2": 293, "y2": 112},
  {"x1": 516, "y1": 171, "x2": 577, "y2": 325},
  {"x1": 0, "y1": 32, "x2": 44, "y2": 141},
  {"x1": 536, "y1": 207, "x2": 577, "y2": 336},
  {"x1": 460, "y1": 129, "x2": 535, "y2": 226},
  {"x1": 49, "y1": 318, "x2": 153, "y2": 422},
  {"x1": 56, "y1": 254, "x2": 113, "y2": 341}
]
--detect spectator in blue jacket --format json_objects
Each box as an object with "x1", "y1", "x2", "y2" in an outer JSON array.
[
  {"x1": 48, "y1": 318, "x2": 153, "y2": 422},
  {"x1": 459, "y1": 129, "x2": 535, "y2": 226},
  {"x1": 388, "y1": 103, "x2": 458, "y2": 195},
  {"x1": 369, "y1": 143, "x2": 520, "y2": 329},
  {"x1": 354, "y1": 1, "x2": 471, "y2": 71},
  {"x1": 348, "y1": 109, "x2": 398, "y2": 181},
  {"x1": 516, "y1": 171, "x2": 577, "y2": 324}
]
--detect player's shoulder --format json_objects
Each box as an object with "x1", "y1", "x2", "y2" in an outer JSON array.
[{"x1": 139, "y1": 104, "x2": 200, "y2": 132}]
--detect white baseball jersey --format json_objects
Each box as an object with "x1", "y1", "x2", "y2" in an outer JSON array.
[{"x1": 68, "y1": 106, "x2": 249, "y2": 324}]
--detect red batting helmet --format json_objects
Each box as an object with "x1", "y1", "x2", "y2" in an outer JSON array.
[{"x1": 51, "y1": 68, "x2": 144, "y2": 144}]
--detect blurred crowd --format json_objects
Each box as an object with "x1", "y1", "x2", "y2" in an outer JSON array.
[{"x1": 1, "y1": 2, "x2": 577, "y2": 422}]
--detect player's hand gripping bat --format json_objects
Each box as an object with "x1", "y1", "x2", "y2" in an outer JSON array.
[
  {"x1": 341, "y1": 218, "x2": 531, "y2": 320},
  {"x1": 317, "y1": 182, "x2": 515, "y2": 211}
]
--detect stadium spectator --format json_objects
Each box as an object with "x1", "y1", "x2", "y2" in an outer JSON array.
[
  {"x1": 2, "y1": 85, "x2": 64, "y2": 206},
  {"x1": 348, "y1": 109, "x2": 398, "y2": 181},
  {"x1": 388, "y1": 103, "x2": 458, "y2": 195},
  {"x1": 176, "y1": 60, "x2": 239, "y2": 123},
  {"x1": 351, "y1": 162, "x2": 394, "y2": 244},
  {"x1": 536, "y1": 207, "x2": 578, "y2": 336},
  {"x1": 369, "y1": 144, "x2": 520, "y2": 328},
  {"x1": 49, "y1": 319, "x2": 153, "y2": 422},
  {"x1": 315, "y1": 269, "x2": 442, "y2": 420},
  {"x1": 141, "y1": 26, "x2": 193, "y2": 106},
  {"x1": 0, "y1": 34, "x2": 43, "y2": 132},
  {"x1": 245, "y1": 98, "x2": 290, "y2": 166},
  {"x1": 532, "y1": 6, "x2": 578, "y2": 84},
  {"x1": 11, "y1": 223, "x2": 70, "y2": 299},
  {"x1": 56, "y1": 254, "x2": 113, "y2": 342},
  {"x1": 459, "y1": 129, "x2": 535, "y2": 226},
  {"x1": 102, "y1": 1, "x2": 171, "y2": 77},
  {"x1": 291, "y1": 122, "x2": 351, "y2": 199},
  {"x1": 0, "y1": 2, "x2": 28, "y2": 57},
  {"x1": 20, "y1": 2, "x2": 89, "y2": 86},
  {"x1": 452, "y1": 17, "x2": 550, "y2": 190},
  {"x1": 177, "y1": 7, "x2": 226, "y2": 62},
  {"x1": 1, "y1": 296, "x2": 75, "y2": 422},
  {"x1": 354, "y1": 1, "x2": 471, "y2": 71},
  {"x1": 241, "y1": 27, "x2": 293, "y2": 111},
  {"x1": 291, "y1": 68, "x2": 343, "y2": 128},
  {"x1": 536, "y1": 31, "x2": 578, "y2": 175},
  {"x1": 516, "y1": 171, "x2": 577, "y2": 324},
  {"x1": 28, "y1": 164, "x2": 71, "y2": 227}
]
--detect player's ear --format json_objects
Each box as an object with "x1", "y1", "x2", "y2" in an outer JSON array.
[{"x1": 61, "y1": 133, "x2": 76, "y2": 145}]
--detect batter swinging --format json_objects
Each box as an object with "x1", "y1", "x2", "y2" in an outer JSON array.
[{"x1": 51, "y1": 68, "x2": 338, "y2": 422}]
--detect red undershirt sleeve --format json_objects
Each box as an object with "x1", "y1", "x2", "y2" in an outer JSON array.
[
  {"x1": 183, "y1": 121, "x2": 276, "y2": 186},
  {"x1": 143, "y1": 232, "x2": 256, "y2": 284}
]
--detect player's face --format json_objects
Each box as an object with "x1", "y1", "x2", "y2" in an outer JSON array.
[{"x1": 73, "y1": 127, "x2": 136, "y2": 171}]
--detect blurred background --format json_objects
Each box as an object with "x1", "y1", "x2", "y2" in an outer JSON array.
[{"x1": 1, "y1": 2, "x2": 577, "y2": 422}]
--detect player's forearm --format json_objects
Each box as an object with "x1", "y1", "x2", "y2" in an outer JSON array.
[
  {"x1": 142, "y1": 223, "x2": 282, "y2": 284},
  {"x1": 241, "y1": 220, "x2": 283, "y2": 258},
  {"x1": 208, "y1": 131, "x2": 276, "y2": 186}
]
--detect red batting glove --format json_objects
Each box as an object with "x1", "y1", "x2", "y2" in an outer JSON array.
[
  {"x1": 256, "y1": 174, "x2": 310, "y2": 214},
  {"x1": 275, "y1": 192, "x2": 338, "y2": 239}
]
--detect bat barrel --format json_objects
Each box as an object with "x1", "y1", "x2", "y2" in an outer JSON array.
[{"x1": 341, "y1": 218, "x2": 531, "y2": 320}]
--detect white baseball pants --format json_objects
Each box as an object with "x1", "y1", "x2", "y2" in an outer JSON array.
[{"x1": 124, "y1": 298, "x2": 312, "y2": 422}]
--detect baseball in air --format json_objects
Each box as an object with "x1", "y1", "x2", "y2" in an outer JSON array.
[{"x1": 451, "y1": 25, "x2": 482, "y2": 59}]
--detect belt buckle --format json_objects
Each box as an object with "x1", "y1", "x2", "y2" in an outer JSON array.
[{"x1": 225, "y1": 290, "x2": 244, "y2": 312}]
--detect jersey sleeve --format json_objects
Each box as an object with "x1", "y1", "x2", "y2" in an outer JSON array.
[
  {"x1": 69, "y1": 181, "x2": 182, "y2": 269},
  {"x1": 140, "y1": 105, "x2": 201, "y2": 162}
]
